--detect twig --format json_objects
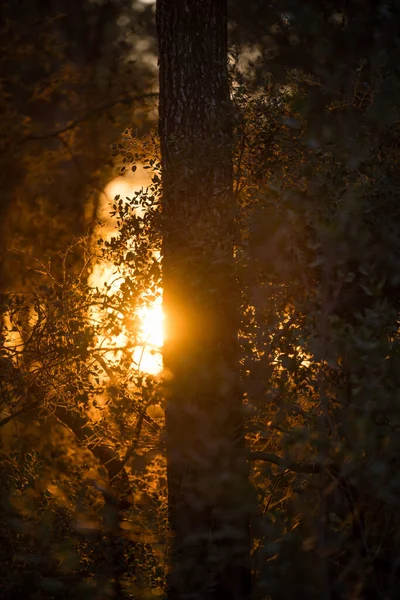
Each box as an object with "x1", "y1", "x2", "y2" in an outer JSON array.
[
  {"x1": 17, "y1": 93, "x2": 159, "y2": 144},
  {"x1": 247, "y1": 450, "x2": 322, "y2": 474}
]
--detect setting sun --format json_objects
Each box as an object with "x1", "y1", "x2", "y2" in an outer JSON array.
[
  {"x1": 133, "y1": 297, "x2": 164, "y2": 374},
  {"x1": 89, "y1": 261, "x2": 163, "y2": 375}
]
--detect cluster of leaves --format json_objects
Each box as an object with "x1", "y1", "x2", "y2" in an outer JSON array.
[
  {"x1": 0, "y1": 0, "x2": 157, "y2": 292},
  {"x1": 4, "y1": 76, "x2": 400, "y2": 599},
  {"x1": 0, "y1": 141, "x2": 167, "y2": 598},
  {"x1": 233, "y1": 68, "x2": 400, "y2": 597}
]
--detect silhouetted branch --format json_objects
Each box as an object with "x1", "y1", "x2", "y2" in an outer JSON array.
[
  {"x1": 1, "y1": 360, "x2": 133, "y2": 490},
  {"x1": 93, "y1": 352, "x2": 162, "y2": 432},
  {"x1": 247, "y1": 450, "x2": 322, "y2": 474},
  {"x1": 53, "y1": 404, "x2": 126, "y2": 481},
  {"x1": 17, "y1": 93, "x2": 159, "y2": 144},
  {"x1": 111, "y1": 410, "x2": 146, "y2": 482},
  {"x1": 0, "y1": 399, "x2": 40, "y2": 428}
]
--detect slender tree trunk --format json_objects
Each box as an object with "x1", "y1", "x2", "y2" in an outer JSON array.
[{"x1": 157, "y1": 1, "x2": 251, "y2": 598}]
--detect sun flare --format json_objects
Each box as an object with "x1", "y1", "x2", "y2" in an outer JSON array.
[
  {"x1": 89, "y1": 262, "x2": 164, "y2": 375},
  {"x1": 133, "y1": 298, "x2": 164, "y2": 375},
  {"x1": 138, "y1": 299, "x2": 164, "y2": 350}
]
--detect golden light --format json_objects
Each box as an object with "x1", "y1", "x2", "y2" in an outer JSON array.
[
  {"x1": 133, "y1": 297, "x2": 164, "y2": 374},
  {"x1": 90, "y1": 166, "x2": 164, "y2": 376},
  {"x1": 89, "y1": 262, "x2": 164, "y2": 375}
]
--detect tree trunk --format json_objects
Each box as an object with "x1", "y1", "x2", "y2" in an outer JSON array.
[{"x1": 157, "y1": 1, "x2": 251, "y2": 598}]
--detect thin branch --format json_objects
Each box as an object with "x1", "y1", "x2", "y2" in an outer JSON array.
[
  {"x1": 17, "y1": 93, "x2": 159, "y2": 144},
  {"x1": 53, "y1": 404, "x2": 127, "y2": 481},
  {"x1": 111, "y1": 410, "x2": 146, "y2": 482},
  {"x1": 247, "y1": 450, "x2": 322, "y2": 474},
  {"x1": 0, "y1": 399, "x2": 40, "y2": 429},
  {"x1": 93, "y1": 352, "x2": 162, "y2": 432}
]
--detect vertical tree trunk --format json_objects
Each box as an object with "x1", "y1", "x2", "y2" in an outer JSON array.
[{"x1": 157, "y1": 1, "x2": 251, "y2": 598}]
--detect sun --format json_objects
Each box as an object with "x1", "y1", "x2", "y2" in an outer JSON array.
[
  {"x1": 138, "y1": 298, "x2": 164, "y2": 349},
  {"x1": 133, "y1": 297, "x2": 164, "y2": 375},
  {"x1": 88, "y1": 260, "x2": 164, "y2": 374}
]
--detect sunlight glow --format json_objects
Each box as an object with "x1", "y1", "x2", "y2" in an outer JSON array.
[
  {"x1": 90, "y1": 167, "x2": 163, "y2": 375},
  {"x1": 138, "y1": 299, "x2": 164, "y2": 349},
  {"x1": 133, "y1": 297, "x2": 164, "y2": 375},
  {"x1": 89, "y1": 262, "x2": 163, "y2": 375}
]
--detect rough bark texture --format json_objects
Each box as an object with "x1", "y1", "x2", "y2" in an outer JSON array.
[{"x1": 157, "y1": 1, "x2": 251, "y2": 599}]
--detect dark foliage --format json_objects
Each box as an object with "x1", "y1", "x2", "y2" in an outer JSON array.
[{"x1": 2, "y1": 1, "x2": 400, "y2": 599}]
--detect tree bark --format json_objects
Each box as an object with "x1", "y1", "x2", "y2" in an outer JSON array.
[{"x1": 157, "y1": 1, "x2": 251, "y2": 598}]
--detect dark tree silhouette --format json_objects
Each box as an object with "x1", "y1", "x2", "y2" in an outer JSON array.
[{"x1": 157, "y1": 1, "x2": 252, "y2": 598}]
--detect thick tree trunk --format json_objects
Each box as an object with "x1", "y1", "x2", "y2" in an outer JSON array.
[{"x1": 157, "y1": 1, "x2": 251, "y2": 599}]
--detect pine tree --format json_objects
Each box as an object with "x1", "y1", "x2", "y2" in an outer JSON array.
[{"x1": 157, "y1": 1, "x2": 252, "y2": 598}]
